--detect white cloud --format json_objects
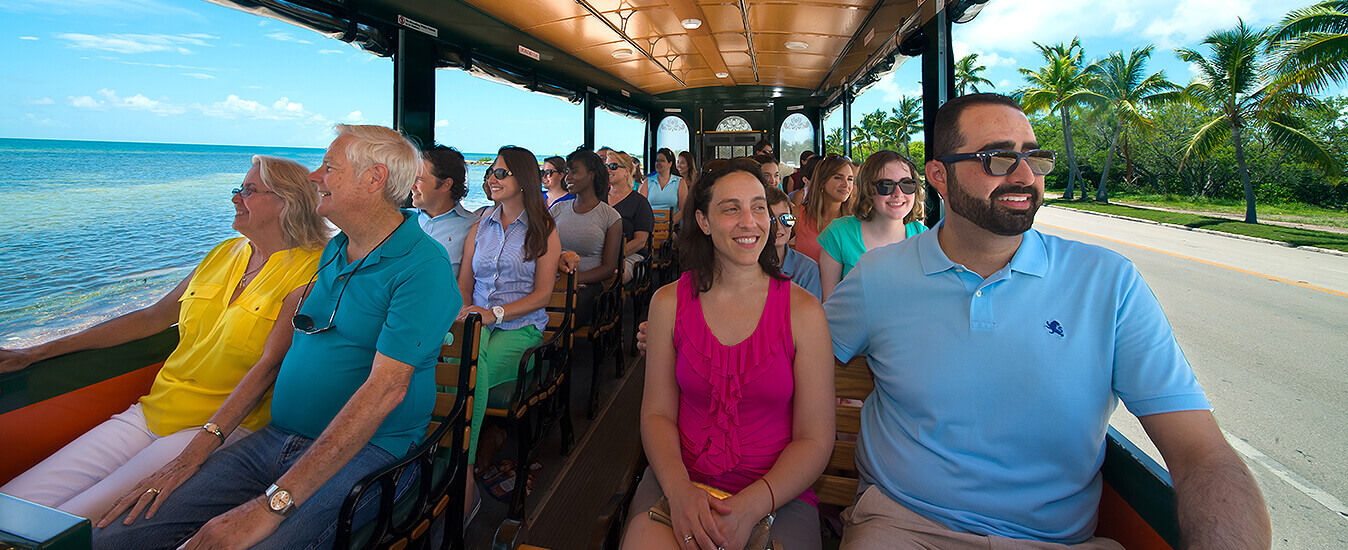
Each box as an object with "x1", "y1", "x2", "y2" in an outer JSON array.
[
  {"x1": 180, "y1": 33, "x2": 217, "y2": 40},
  {"x1": 318, "y1": 49, "x2": 344, "y2": 55},
  {"x1": 872, "y1": 72, "x2": 922, "y2": 103},
  {"x1": 55, "y1": 32, "x2": 213, "y2": 55},
  {"x1": 96, "y1": 88, "x2": 186, "y2": 115},
  {"x1": 23, "y1": 113, "x2": 64, "y2": 127},
  {"x1": 24, "y1": 97, "x2": 55, "y2": 105},
  {"x1": 345, "y1": 110, "x2": 365, "y2": 122},
  {"x1": 69, "y1": 95, "x2": 103, "y2": 109},
  {"x1": 435, "y1": 119, "x2": 449, "y2": 128},
  {"x1": 200, "y1": 94, "x2": 316, "y2": 121},
  {"x1": 19, "y1": 36, "x2": 39, "y2": 41},
  {"x1": 182, "y1": 72, "x2": 216, "y2": 79},
  {"x1": 265, "y1": 31, "x2": 313, "y2": 45}
]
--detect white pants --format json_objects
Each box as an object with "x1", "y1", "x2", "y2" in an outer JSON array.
[{"x1": 0, "y1": 403, "x2": 251, "y2": 520}]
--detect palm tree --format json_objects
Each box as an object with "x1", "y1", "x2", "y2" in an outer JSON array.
[
  {"x1": 825, "y1": 126, "x2": 846, "y2": 155},
  {"x1": 1268, "y1": 1, "x2": 1348, "y2": 95},
  {"x1": 955, "y1": 53, "x2": 995, "y2": 95},
  {"x1": 1084, "y1": 46, "x2": 1182, "y2": 202},
  {"x1": 1179, "y1": 20, "x2": 1339, "y2": 223},
  {"x1": 889, "y1": 96, "x2": 923, "y2": 158},
  {"x1": 1017, "y1": 38, "x2": 1097, "y2": 200}
]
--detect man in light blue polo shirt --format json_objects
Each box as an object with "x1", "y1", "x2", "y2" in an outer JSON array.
[
  {"x1": 827, "y1": 94, "x2": 1269, "y2": 548},
  {"x1": 412, "y1": 144, "x2": 479, "y2": 275},
  {"x1": 95, "y1": 125, "x2": 459, "y2": 550}
]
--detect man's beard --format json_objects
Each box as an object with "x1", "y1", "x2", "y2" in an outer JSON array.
[{"x1": 944, "y1": 170, "x2": 1042, "y2": 236}]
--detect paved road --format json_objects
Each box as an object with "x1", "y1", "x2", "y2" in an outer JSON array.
[{"x1": 1034, "y1": 206, "x2": 1348, "y2": 548}]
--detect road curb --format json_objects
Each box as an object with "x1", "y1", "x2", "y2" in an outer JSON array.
[{"x1": 1044, "y1": 205, "x2": 1348, "y2": 258}]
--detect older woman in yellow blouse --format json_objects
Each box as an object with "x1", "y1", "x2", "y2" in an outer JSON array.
[{"x1": 0, "y1": 155, "x2": 329, "y2": 520}]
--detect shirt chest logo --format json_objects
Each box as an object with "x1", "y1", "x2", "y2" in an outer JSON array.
[{"x1": 1045, "y1": 320, "x2": 1065, "y2": 338}]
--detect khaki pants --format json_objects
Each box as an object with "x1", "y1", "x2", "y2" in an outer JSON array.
[{"x1": 840, "y1": 486, "x2": 1124, "y2": 550}]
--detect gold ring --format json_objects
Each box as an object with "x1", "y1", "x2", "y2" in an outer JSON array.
[{"x1": 144, "y1": 488, "x2": 160, "y2": 496}]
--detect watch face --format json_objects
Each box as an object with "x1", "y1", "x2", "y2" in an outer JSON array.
[{"x1": 269, "y1": 490, "x2": 292, "y2": 511}]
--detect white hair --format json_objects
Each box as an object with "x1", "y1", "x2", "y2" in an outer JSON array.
[{"x1": 334, "y1": 124, "x2": 421, "y2": 206}]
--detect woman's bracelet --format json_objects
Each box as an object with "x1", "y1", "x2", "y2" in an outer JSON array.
[
  {"x1": 202, "y1": 422, "x2": 226, "y2": 445},
  {"x1": 759, "y1": 477, "x2": 776, "y2": 512}
]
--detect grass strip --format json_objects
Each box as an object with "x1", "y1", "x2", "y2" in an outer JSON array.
[{"x1": 1046, "y1": 199, "x2": 1348, "y2": 252}]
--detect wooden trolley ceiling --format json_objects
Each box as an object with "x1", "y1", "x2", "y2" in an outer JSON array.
[{"x1": 459, "y1": 0, "x2": 925, "y2": 96}]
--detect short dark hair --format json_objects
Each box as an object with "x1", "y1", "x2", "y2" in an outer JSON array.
[
  {"x1": 655, "y1": 147, "x2": 676, "y2": 165},
  {"x1": 765, "y1": 184, "x2": 790, "y2": 207},
  {"x1": 930, "y1": 93, "x2": 1024, "y2": 160},
  {"x1": 752, "y1": 152, "x2": 777, "y2": 166},
  {"x1": 678, "y1": 157, "x2": 786, "y2": 293},
  {"x1": 566, "y1": 149, "x2": 610, "y2": 201},
  {"x1": 799, "y1": 150, "x2": 816, "y2": 164},
  {"x1": 544, "y1": 155, "x2": 566, "y2": 175},
  {"x1": 754, "y1": 138, "x2": 772, "y2": 152},
  {"x1": 423, "y1": 144, "x2": 468, "y2": 202}
]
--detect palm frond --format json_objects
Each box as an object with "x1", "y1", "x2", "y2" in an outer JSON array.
[
  {"x1": 1181, "y1": 116, "x2": 1232, "y2": 168},
  {"x1": 1264, "y1": 113, "x2": 1342, "y2": 175}
]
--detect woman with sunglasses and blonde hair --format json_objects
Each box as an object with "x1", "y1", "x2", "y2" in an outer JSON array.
[
  {"x1": 606, "y1": 150, "x2": 655, "y2": 283},
  {"x1": 0, "y1": 156, "x2": 328, "y2": 520},
  {"x1": 792, "y1": 153, "x2": 854, "y2": 264},
  {"x1": 817, "y1": 150, "x2": 928, "y2": 300}
]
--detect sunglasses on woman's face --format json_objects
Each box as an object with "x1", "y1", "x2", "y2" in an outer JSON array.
[
  {"x1": 483, "y1": 168, "x2": 513, "y2": 182},
  {"x1": 874, "y1": 178, "x2": 920, "y2": 196},
  {"x1": 775, "y1": 213, "x2": 796, "y2": 228},
  {"x1": 541, "y1": 169, "x2": 560, "y2": 177},
  {"x1": 605, "y1": 163, "x2": 622, "y2": 171}
]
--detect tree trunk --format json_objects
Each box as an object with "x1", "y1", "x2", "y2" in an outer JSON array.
[
  {"x1": 1097, "y1": 124, "x2": 1122, "y2": 202},
  {"x1": 1059, "y1": 105, "x2": 1080, "y2": 200},
  {"x1": 1231, "y1": 122, "x2": 1257, "y2": 224},
  {"x1": 1123, "y1": 132, "x2": 1134, "y2": 191}
]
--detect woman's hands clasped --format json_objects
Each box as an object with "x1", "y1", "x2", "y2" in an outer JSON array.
[{"x1": 669, "y1": 483, "x2": 733, "y2": 550}]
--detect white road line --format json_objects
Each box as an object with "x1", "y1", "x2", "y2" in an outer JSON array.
[{"x1": 1222, "y1": 429, "x2": 1348, "y2": 518}]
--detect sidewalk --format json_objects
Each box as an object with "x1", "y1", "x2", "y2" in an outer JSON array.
[{"x1": 1110, "y1": 200, "x2": 1348, "y2": 235}]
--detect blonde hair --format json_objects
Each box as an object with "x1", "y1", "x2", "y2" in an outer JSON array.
[
  {"x1": 608, "y1": 150, "x2": 638, "y2": 186},
  {"x1": 852, "y1": 150, "x2": 926, "y2": 224},
  {"x1": 252, "y1": 155, "x2": 332, "y2": 250},
  {"x1": 333, "y1": 124, "x2": 421, "y2": 206}
]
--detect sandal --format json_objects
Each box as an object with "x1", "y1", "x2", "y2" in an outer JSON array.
[{"x1": 480, "y1": 460, "x2": 540, "y2": 502}]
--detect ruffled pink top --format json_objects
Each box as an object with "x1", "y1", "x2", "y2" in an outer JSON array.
[{"x1": 673, "y1": 271, "x2": 818, "y2": 508}]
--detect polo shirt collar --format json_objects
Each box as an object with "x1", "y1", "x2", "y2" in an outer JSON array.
[
  {"x1": 917, "y1": 220, "x2": 1047, "y2": 278},
  {"x1": 332, "y1": 211, "x2": 421, "y2": 269},
  {"x1": 419, "y1": 203, "x2": 473, "y2": 221}
]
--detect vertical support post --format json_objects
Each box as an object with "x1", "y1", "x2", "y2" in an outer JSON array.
[
  {"x1": 583, "y1": 91, "x2": 597, "y2": 150},
  {"x1": 393, "y1": 29, "x2": 435, "y2": 150},
  {"x1": 643, "y1": 114, "x2": 652, "y2": 175},
  {"x1": 842, "y1": 89, "x2": 853, "y2": 159},
  {"x1": 921, "y1": 3, "x2": 955, "y2": 225}
]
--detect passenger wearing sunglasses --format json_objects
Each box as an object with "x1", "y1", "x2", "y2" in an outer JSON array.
[
  {"x1": 456, "y1": 146, "x2": 562, "y2": 522},
  {"x1": 606, "y1": 151, "x2": 656, "y2": 283},
  {"x1": 541, "y1": 156, "x2": 574, "y2": 209},
  {"x1": 1, "y1": 156, "x2": 327, "y2": 523},
  {"x1": 765, "y1": 186, "x2": 822, "y2": 300},
  {"x1": 827, "y1": 94, "x2": 1267, "y2": 548},
  {"x1": 793, "y1": 153, "x2": 854, "y2": 264},
  {"x1": 412, "y1": 144, "x2": 479, "y2": 277},
  {"x1": 94, "y1": 125, "x2": 461, "y2": 550},
  {"x1": 816, "y1": 150, "x2": 928, "y2": 301}
]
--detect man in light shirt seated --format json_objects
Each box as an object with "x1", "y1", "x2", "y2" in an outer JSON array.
[
  {"x1": 412, "y1": 144, "x2": 479, "y2": 276},
  {"x1": 825, "y1": 93, "x2": 1269, "y2": 549}
]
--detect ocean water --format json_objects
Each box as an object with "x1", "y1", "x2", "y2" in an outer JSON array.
[{"x1": 0, "y1": 138, "x2": 497, "y2": 347}]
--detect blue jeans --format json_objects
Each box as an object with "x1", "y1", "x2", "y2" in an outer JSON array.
[{"x1": 92, "y1": 426, "x2": 414, "y2": 550}]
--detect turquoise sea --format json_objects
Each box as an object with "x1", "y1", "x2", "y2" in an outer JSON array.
[{"x1": 0, "y1": 138, "x2": 497, "y2": 347}]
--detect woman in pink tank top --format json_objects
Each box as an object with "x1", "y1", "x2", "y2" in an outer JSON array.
[{"x1": 622, "y1": 158, "x2": 835, "y2": 550}]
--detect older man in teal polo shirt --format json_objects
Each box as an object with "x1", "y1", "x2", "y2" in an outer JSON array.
[
  {"x1": 827, "y1": 94, "x2": 1269, "y2": 549},
  {"x1": 94, "y1": 124, "x2": 459, "y2": 550}
]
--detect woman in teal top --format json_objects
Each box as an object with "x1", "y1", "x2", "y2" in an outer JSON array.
[
  {"x1": 817, "y1": 150, "x2": 928, "y2": 300},
  {"x1": 641, "y1": 147, "x2": 685, "y2": 217}
]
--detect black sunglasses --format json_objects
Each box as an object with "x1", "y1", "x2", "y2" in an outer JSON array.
[
  {"x1": 483, "y1": 168, "x2": 513, "y2": 181},
  {"x1": 936, "y1": 149, "x2": 1056, "y2": 176},
  {"x1": 541, "y1": 168, "x2": 560, "y2": 177},
  {"x1": 605, "y1": 163, "x2": 622, "y2": 171},
  {"x1": 874, "y1": 178, "x2": 920, "y2": 196},
  {"x1": 291, "y1": 229, "x2": 394, "y2": 334},
  {"x1": 776, "y1": 213, "x2": 796, "y2": 228}
]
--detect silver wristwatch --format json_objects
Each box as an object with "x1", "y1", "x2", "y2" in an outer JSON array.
[{"x1": 492, "y1": 305, "x2": 505, "y2": 325}]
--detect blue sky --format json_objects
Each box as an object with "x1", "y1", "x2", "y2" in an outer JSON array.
[{"x1": 1, "y1": 0, "x2": 1324, "y2": 154}]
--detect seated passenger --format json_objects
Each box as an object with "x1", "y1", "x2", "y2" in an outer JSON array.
[
  {"x1": 765, "y1": 186, "x2": 821, "y2": 300},
  {"x1": 0, "y1": 155, "x2": 327, "y2": 521},
  {"x1": 606, "y1": 151, "x2": 655, "y2": 284},
  {"x1": 621, "y1": 158, "x2": 834, "y2": 550},
  {"x1": 786, "y1": 150, "x2": 815, "y2": 195},
  {"x1": 412, "y1": 144, "x2": 479, "y2": 276},
  {"x1": 677, "y1": 150, "x2": 698, "y2": 191},
  {"x1": 542, "y1": 155, "x2": 574, "y2": 209},
  {"x1": 92, "y1": 125, "x2": 459, "y2": 549},
  {"x1": 551, "y1": 149, "x2": 623, "y2": 327},
  {"x1": 788, "y1": 154, "x2": 820, "y2": 207},
  {"x1": 641, "y1": 147, "x2": 686, "y2": 219},
  {"x1": 456, "y1": 146, "x2": 562, "y2": 519},
  {"x1": 792, "y1": 154, "x2": 853, "y2": 263},
  {"x1": 817, "y1": 150, "x2": 928, "y2": 300},
  {"x1": 752, "y1": 153, "x2": 781, "y2": 189},
  {"x1": 828, "y1": 94, "x2": 1268, "y2": 548}
]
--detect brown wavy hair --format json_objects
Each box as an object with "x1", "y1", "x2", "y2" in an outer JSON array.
[
  {"x1": 496, "y1": 146, "x2": 556, "y2": 261},
  {"x1": 852, "y1": 150, "x2": 926, "y2": 224},
  {"x1": 677, "y1": 157, "x2": 786, "y2": 294},
  {"x1": 801, "y1": 153, "x2": 854, "y2": 228}
]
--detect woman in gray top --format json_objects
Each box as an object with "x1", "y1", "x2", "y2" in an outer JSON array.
[{"x1": 550, "y1": 149, "x2": 623, "y2": 326}]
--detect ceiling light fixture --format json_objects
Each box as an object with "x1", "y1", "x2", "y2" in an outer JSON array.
[
  {"x1": 784, "y1": 41, "x2": 808, "y2": 50},
  {"x1": 681, "y1": 18, "x2": 702, "y2": 30},
  {"x1": 715, "y1": 71, "x2": 730, "y2": 78},
  {"x1": 612, "y1": 48, "x2": 633, "y2": 59}
]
